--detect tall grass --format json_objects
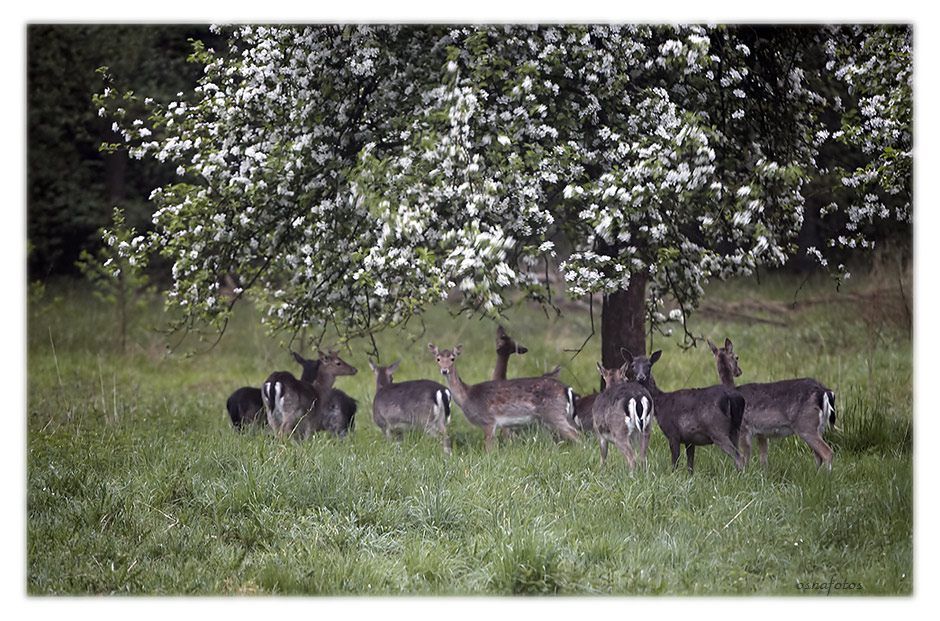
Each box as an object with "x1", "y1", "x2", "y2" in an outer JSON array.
[{"x1": 26, "y1": 272, "x2": 913, "y2": 595}]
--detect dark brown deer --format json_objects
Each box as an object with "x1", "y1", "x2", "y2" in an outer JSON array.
[
  {"x1": 262, "y1": 350, "x2": 357, "y2": 440},
  {"x1": 592, "y1": 362, "x2": 654, "y2": 471},
  {"x1": 708, "y1": 338, "x2": 837, "y2": 471},
  {"x1": 493, "y1": 325, "x2": 561, "y2": 381},
  {"x1": 624, "y1": 348, "x2": 745, "y2": 474},
  {"x1": 429, "y1": 343, "x2": 581, "y2": 450},
  {"x1": 226, "y1": 351, "x2": 318, "y2": 431},
  {"x1": 369, "y1": 358, "x2": 453, "y2": 454}
]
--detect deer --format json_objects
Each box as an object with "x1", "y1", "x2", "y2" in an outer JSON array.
[
  {"x1": 291, "y1": 351, "x2": 358, "y2": 437},
  {"x1": 428, "y1": 343, "x2": 581, "y2": 450},
  {"x1": 591, "y1": 362, "x2": 654, "y2": 471},
  {"x1": 708, "y1": 338, "x2": 837, "y2": 471},
  {"x1": 261, "y1": 350, "x2": 358, "y2": 440},
  {"x1": 226, "y1": 351, "x2": 316, "y2": 431},
  {"x1": 623, "y1": 348, "x2": 745, "y2": 474},
  {"x1": 368, "y1": 358, "x2": 453, "y2": 454},
  {"x1": 493, "y1": 325, "x2": 561, "y2": 381}
]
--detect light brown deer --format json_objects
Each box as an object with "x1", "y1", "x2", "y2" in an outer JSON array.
[
  {"x1": 369, "y1": 358, "x2": 453, "y2": 455},
  {"x1": 592, "y1": 362, "x2": 654, "y2": 471},
  {"x1": 262, "y1": 350, "x2": 357, "y2": 440},
  {"x1": 429, "y1": 343, "x2": 581, "y2": 450},
  {"x1": 708, "y1": 338, "x2": 837, "y2": 471}
]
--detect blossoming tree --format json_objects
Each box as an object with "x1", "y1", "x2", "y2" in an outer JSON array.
[{"x1": 97, "y1": 24, "x2": 911, "y2": 366}]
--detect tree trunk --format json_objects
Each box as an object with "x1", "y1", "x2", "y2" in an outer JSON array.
[{"x1": 601, "y1": 270, "x2": 648, "y2": 378}]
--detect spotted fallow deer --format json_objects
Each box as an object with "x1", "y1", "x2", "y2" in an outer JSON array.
[
  {"x1": 708, "y1": 338, "x2": 836, "y2": 471},
  {"x1": 591, "y1": 362, "x2": 654, "y2": 471},
  {"x1": 429, "y1": 343, "x2": 581, "y2": 450},
  {"x1": 624, "y1": 348, "x2": 745, "y2": 474},
  {"x1": 261, "y1": 350, "x2": 357, "y2": 440},
  {"x1": 369, "y1": 358, "x2": 453, "y2": 454}
]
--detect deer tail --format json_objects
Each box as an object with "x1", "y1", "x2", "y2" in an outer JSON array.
[
  {"x1": 821, "y1": 389, "x2": 838, "y2": 430},
  {"x1": 565, "y1": 387, "x2": 576, "y2": 420},
  {"x1": 435, "y1": 388, "x2": 452, "y2": 424}
]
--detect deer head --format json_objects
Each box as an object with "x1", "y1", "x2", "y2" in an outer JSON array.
[
  {"x1": 429, "y1": 343, "x2": 461, "y2": 376},
  {"x1": 496, "y1": 325, "x2": 528, "y2": 356},
  {"x1": 596, "y1": 361, "x2": 628, "y2": 388},
  {"x1": 621, "y1": 348, "x2": 661, "y2": 387},
  {"x1": 316, "y1": 350, "x2": 358, "y2": 378},
  {"x1": 708, "y1": 338, "x2": 742, "y2": 385},
  {"x1": 368, "y1": 357, "x2": 401, "y2": 389}
]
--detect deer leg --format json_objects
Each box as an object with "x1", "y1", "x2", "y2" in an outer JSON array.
[
  {"x1": 599, "y1": 436, "x2": 609, "y2": 468},
  {"x1": 796, "y1": 431, "x2": 834, "y2": 471},
  {"x1": 685, "y1": 444, "x2": 695, "y2": 475},
  {"x1": 740, "y1": 431, "x2": 753, "y2": 469},
  {"x1": 555, "y1": 420, "x2": 583, "y2": 444},
  {"x1": 711, "y1": 434, "x2": 745, "y2": 471},
  {"x1": 669, "y1": 438, "x2": 681, "y2": 470},
  {"x1": 757, "y1": 435, "x2": 770, "y2": 468},
  {"x1": 638, "y1": 431, "x2": 651, "y2": 470},
  {"x1": 483, "y1": 423, "x2": 497, "y2": 451},
  {"x1": 615, "y1": 437, "x2": 638, "y2": 472}
]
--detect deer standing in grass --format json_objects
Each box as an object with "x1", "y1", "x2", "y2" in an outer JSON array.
[
  {"x1": 708, "y1": 338, "x2": 836, "y2": 471},
  {"x1": 369, "y1": 358, "x2": 453, "y2": 454},
  {"x1": 262, "y1": 350, "x2": 357, "y2": 440},
  {"x1": 226, "y1": 351, "x2": 334, "y2": 431},
  {"x1": 624, "y1": 348, "x2": 745, "y2": 474},
  {"x1": 592, "y1": 362, "x2": 654, "y2": 471},
  {"x1": 429, "y1": 343, "x2": 581, "y2": 450}
]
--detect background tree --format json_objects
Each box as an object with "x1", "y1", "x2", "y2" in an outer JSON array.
[
  {"x1": 97, "y1": 24, "x2": 912, "y2": 363},
  {"x1": 27, "y1": 24, "x2": 219, "y2": 279}
]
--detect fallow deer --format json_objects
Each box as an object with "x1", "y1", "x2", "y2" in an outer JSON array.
[
  {"x1": 592, "y1": 362, "x2": 654, "y2": 471},
  {"x1": 493, "y1": 325, "x2": 561, "y2": 381},
  {"x1": 429, "y1": 343, "x2": 581, "y2": 450},
  {"x1": 708, "y1": 338, "x2": 836, "y2": 470},
  {"x1": 624, "y1": 348, "x2": 745, "y2": 474},
  {"x1": 292, "y1": 351, "x2": 358, "y2": 437},
  {"x1": 369, "y1": 358, "x2": 453, "y2": 454},
  {"x1": 227, "y1": 351, "x2": 316, "y2": 431},
  {"x1": 262, "y1": 350, "x2": 357, "y2": 440}
]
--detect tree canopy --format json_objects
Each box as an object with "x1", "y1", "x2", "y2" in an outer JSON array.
[{"x1": 96, "y1": 24, "x2": 912, "y2": 355}]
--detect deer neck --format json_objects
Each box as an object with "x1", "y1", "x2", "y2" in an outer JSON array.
[
  {"x1": 643, "y1": 375, "x2": 663, "y2": 398},
  {"x1": 492, "y1": 354, "x2": 509, "y2": 381},
  {"x1": 717, "y1": 366, "x2": 737, "y2": 388},
  {"x1": 442, "y1": 363, "x2": 471, "y2": 405},
  {"x1": 312, "y1": 371, "x2": 337, "y2": 397}
]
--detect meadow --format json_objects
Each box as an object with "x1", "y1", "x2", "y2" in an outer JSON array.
[{"x1": 25, "y1": 268, "x2": 913, "y2": 596}]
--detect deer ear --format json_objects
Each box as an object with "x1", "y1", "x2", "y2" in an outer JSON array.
[
  {"x1": 454, "y1": 345, "x2": 463, "y2": 356},
  {"x1": 650, "y1": 350, "x2": 662, "y2": 365},
  {"x1": 497, "y1": 325, "x2": 506, "y2": 337},
  {"x1": 620, "y1": 347, "x2": 633, "y2": 362},
  {"x1": 724, "y1": 338, "x2": 733, "y2": 352},
  {"x1": 388, "y1": 359, "x2": 401, "y2": 373},
  {"x1": 707, "y1": 339, "x2": 718, "y2": 354},
  {"x1": 368, "y1": 357, "x2": 377, "y2": 371},
  {"x1": 292, "y1": 351, "x2": 305, "y2": 364},
  {"x1": 596, "y1": 361, "x2": 603, "y2": 374},
  {"x1": 428, "y1": 343, "x2": 438, "y2": 356}
]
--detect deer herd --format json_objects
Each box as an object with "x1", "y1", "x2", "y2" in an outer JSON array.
[{"x1": 226, "y1": 326, "x2": 838, "y2": 473}]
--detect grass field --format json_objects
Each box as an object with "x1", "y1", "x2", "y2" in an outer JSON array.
[{"x1": 25, "y1": 269, "x2": 913, "y2": 596}]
